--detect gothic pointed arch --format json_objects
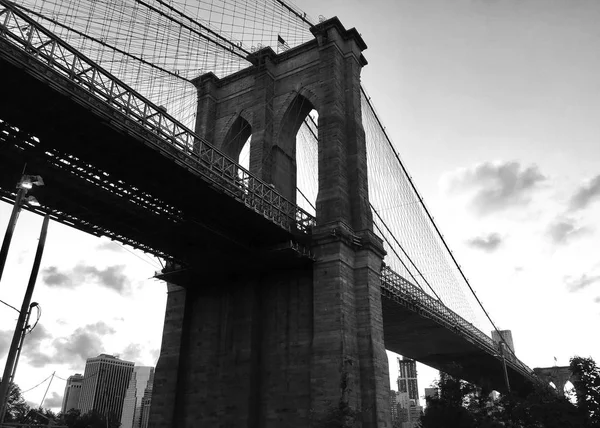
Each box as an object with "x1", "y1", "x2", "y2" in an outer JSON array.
[
  {"x1": 221, "y1": 114, "x2": 252, "y2": 162},
  {"x1": 276, "y1": 93, "x2": 316, "y2": 156}
]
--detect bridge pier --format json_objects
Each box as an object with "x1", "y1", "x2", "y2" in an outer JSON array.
[
  {"x1": 150, "y1": 17, "x2": 391, "y2": 427},
  {"x1": 151, "y1": 236, "x2": 389, "y2": 427}
]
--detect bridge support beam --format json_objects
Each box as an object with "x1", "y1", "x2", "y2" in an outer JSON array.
[{"x1": 150, "y1": 16, "x2": 390, "y2": 428}]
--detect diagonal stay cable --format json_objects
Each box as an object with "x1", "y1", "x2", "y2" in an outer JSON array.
[
  {"x1": 132, "y1": 0, "x2": 249, "y2": 61},
  {"x1": 370, "y1": 202, "x2": 443, "y2": 302},
  {"x1": 14, "y1": 3, "x2": 191, "y2": 83},
  {"x1": 149, "y1": 0, "x2": 251, "y2": 57},
  {"x1": 361, "y1": 86, "x2": 516, "y2": 357},
  {"x1": 372, "y1": 221, "x2": 429, "y2": 294}
]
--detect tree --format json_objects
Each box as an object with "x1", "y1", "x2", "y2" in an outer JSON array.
[
  {"x1": 419, "y1": 371, "x2": 586, "y2": 428},
  {"x1": 2, "y1": 381, "x2": 30, "y2": 422},
  {"x1": 570, "y1": 356, "x2": 600, "y2": 427},
  {"x1": 495, "y1": 385, "x2": 586, "y2": 428},
  {"x1": 62, "y1": 409, "x2": 121, "y2": 428},
  {"x1": 419, "y1": 372, "x2": 478, "y2": 428}
]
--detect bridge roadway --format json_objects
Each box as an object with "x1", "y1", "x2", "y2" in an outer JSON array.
[
  {"x1": 0, "y1": 1, "x2": 314, "y2": 273},
  {"x1": 0, "y1": 1, "x2": 538, "y2": 394}
]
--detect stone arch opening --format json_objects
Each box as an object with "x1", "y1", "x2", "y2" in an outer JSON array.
[
  {"x1": 221, "y1": 115, "x2": 252, "y2": 163},
  {"x1": 296, "y1": 109, "x2": 318, "y2": 216},
  {"x1": 564, "y1": 380, "x2": 576, "y2": 402},
  {"x1": 275, "y1": 94, "x2": 317, "y2": 206}
]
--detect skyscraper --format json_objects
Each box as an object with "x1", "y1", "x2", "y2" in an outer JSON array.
[
  {"x1": 78, "y1": 354, "x2": 134, "y2": 422},
  {"x1": 61, "y1": 374, "x2": 83, "y2": 414},
  {"x1": 138, "y1": 369, "x2": 154, "y2": 428},
  {"x1": 120, "y1": 366, "x2": 154, "y2": 428},
  {"x1": 397, "y1": 357, "x2": 422, "y2": 428},
  {"x1": 398, "y1": 357, "x2": 419, "y2": 403}
]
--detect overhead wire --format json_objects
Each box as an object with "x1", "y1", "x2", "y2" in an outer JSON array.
[{"x1": 0, "y1": 299, "x2": 20, "y2": 314}]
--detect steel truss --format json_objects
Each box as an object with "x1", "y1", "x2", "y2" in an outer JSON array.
[
  {"x1": 0, "y1": 0, "x2": 315, "y2": 235},
  {"x1": 380, "y1": 265, "x2": 538, "y2": 384}
]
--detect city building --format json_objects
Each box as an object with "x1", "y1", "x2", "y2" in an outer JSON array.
[
  {"x1": 78, "y1": 354, "x2": 134, "y2": 422},
  {"x1": 389, "y1": 389, "x2": 400, "y2": 424},
  {"x1": 398, "y1": 357, "x2": 419, "y2": 403},
  {"x1": 120, "y1": 366, "x2": 154, "y2": 428},
  {"x1": 397, "y1": 357, "x2": 423, "y2": 428},
  {"x1": 61, "y1": 374, "x2": 83, "y2": 413},
  {"x1": 138, "y1": 370, "x2": 154, "y2": 428}
]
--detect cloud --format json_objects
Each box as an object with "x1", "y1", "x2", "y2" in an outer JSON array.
[
  {"x1": 42, "y1": 264, "x2": 129, "y2": 294},
  {"x1": 466, "y1": 233, "x2": 503, "y2": 252},
  {"x1": 0, "y1": 330, "x2": 12, "y2": 358},
  {"x1": 546, "y1": 217, "x2": 588, "y2": 245},
  {"x1": 52, "y1": 322, "x2": 115, "y2": 367},
  {"x1": 445, "y1": 161, "x2": 546, "y2": 215},
  {"x1": 42, "y1": 266, "x2": 73, "y2": 287},
  {"x1": 23, "y1": 322, "x2": 115, "y2": 369},
  {"x1": 23, "y1": 324, "x2": 54, "y2": 368},
  {"x1": 121, "y1": 343, "x2": 143, "y2": 363},
  {"x1": 569, "y1": 175, "x2": 600, "y2": 211},
  {"x1": 595, "y1": 296, "x2": 600, "y2": 304},
  {"x1": 565, "y1": 274, "x2": 600, "y2": 292},
  {"x1": 43, "y1": 392, "x2": 63, "y2": 409},
  {"x1": 74, "y1": 265, "x2": 128, "y2": 293},
  {"x1": 96, "y1": 241, "x2": 125, "y2": 253}
]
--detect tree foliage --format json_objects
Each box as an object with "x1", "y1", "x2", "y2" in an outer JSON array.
[
  {"x1": 419, "y1": 370, "x2": 587, "y2": 428},
  {"x1": 1, "y1": 381, "x2": 119, "y2": 428},
  {"x1": 4, "y1": 381, "x2": 29, "y2": 423},
  {"x1": 570, "y1": 356, "x2": 600, "y2": 427},
  {"x1": 61, "y1": 409, "x2": 120, "y2": 428}
]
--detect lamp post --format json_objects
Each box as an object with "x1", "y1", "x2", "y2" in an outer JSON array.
[
  {"x1": 0, "y1": 175, "x2": 44, "y2": 285},
  {"x1": 0, "y1": 214, "x2": 49, "y2": 424}
]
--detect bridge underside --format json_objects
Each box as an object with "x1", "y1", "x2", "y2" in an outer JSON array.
[
  {"x1": 382, "y1": 297, "x2": 533, "y2": 393},
  {"x1": 0, "y1": 52, "x2": 308, "y2": 273}
]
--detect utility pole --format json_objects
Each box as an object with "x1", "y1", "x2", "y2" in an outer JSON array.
[
  {"x1": 0, "y1": 215, "x2": 50, "y2": 423},
  {"x1": 39, "y1": 371, "x2": 55, "y2": 409},
  {"x1": 10, "y1": 303, "x2": 38, "y2": 383}
]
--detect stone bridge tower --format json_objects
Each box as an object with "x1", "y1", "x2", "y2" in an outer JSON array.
[
  {"x1": 149, "y1": 17, "x2": 391, "y2": 428},
  {"x1": 533, "y1": 366, "x2": 575, "y2": 396}
]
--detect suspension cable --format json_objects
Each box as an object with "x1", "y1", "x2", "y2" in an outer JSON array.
[
  {"x1": 370, "y1": 203, "x2": 443, "y2": 301},
  {"x1": 361, "y1": 86, "x2": 513, "y2": 354},
  {"x1": 14, "y1": 3, "x2": 191, "y2": 84}
]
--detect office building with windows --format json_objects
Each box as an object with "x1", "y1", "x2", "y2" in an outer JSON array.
[
  {"x1": 78, "y1": 354, "x2": 134, "y2": 422},
  {"x1": 397, "y1": 357, "x2": 422, "y2": 428},
  {"x1": 120, "y1": 366, "x2": 154, "y2": 428},
  {"x1": 61, "y1": 374, "x2": 83, "y2": 413}
]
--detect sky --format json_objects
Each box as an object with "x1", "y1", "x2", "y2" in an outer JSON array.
[{"x1": 1, "y1": 0, "x2": 600, "y2": 412}]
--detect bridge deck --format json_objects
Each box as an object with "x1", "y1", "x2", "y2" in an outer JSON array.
[{"x1": 0, "y1": 3, "x2": 312, "y2": 268}]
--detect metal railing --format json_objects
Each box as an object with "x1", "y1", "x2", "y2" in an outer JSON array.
[
  {"x1": 0, "y1": 0, "x2": 315, "y2": 234},
  {"x1": 380, "y1": 265, "x2": 536, "y2": 382}
]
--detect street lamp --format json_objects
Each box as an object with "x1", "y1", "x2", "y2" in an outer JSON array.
[{"x1": 0, "y1": 175, "x2": 44, "y2": 284}]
